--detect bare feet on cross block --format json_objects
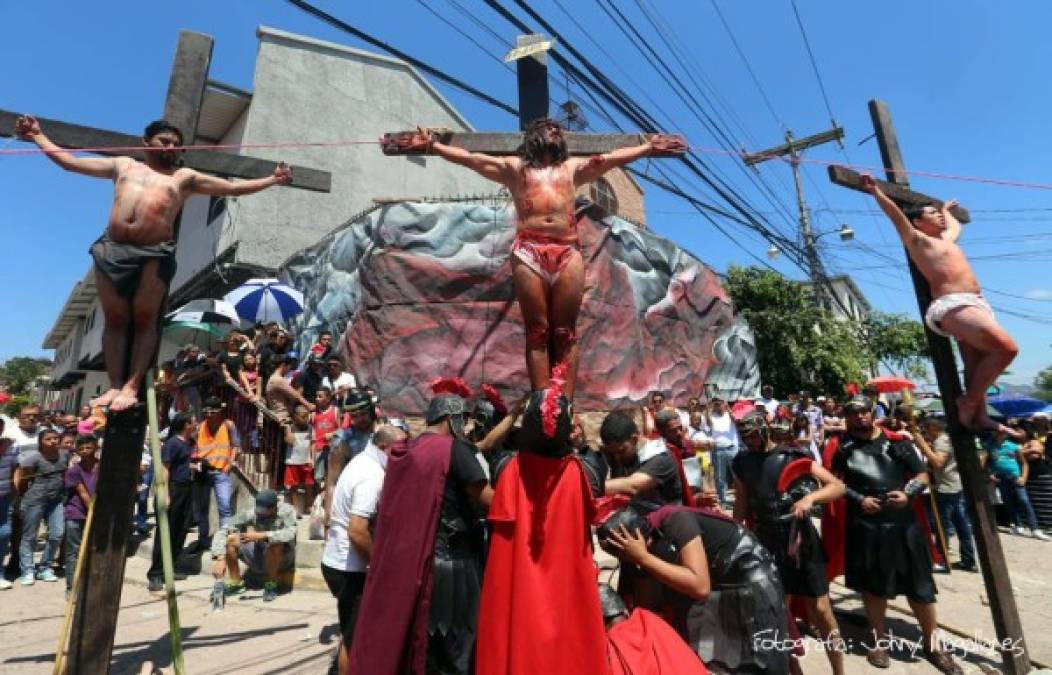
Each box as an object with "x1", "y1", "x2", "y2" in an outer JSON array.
[
  {"x1": 91, "y1": 388, "x2": 121, "y2": 408},
  {"x1": 110, "y1": 384, "x2": 140, "y2": 412}
]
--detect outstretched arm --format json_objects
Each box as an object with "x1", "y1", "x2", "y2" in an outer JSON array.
[
  {"x1": 382, "y1": 127, "x2": 513, "y2": 184},
  {"x1": 15, "y1": 115, "x2": 118, "y2": 178},
  {"x1": 188, "y1": 162, "x2": 292, "y2": 196},
  {"x1": 574, "y1": 133, "x2": 686, "y2": 186},
  {"x1": 941, "y1": 199, "x2": 962, "y2": 242},
  {"x1": 860, "y1": 174, "x2": 915, "y2": 244}
]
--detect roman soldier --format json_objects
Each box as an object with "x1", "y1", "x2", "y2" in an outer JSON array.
[
  {"x1": 731, "y1": 412, "x2": 846, "y2": 675},
  {"x1": 348, "y1": 378, "x2": 492, "y2": 675},
  {"x1": 823, "y1": 396, "x2": 962, "y2": 674}
]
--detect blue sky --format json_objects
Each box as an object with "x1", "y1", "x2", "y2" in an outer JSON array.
[{"x1": 3, "y1": 1, "x2": 1050, "y2": 385}]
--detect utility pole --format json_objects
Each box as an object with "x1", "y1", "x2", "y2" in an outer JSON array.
[{"x1": 743, "y1": 126, "x2": 844, "y2": 307}]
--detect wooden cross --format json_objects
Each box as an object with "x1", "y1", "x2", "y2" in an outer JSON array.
[
  {"x1": 380, "y1": 34, "x2": 658, "y2": 159},
  {"x1": 4, "y1": 31, "x2": 330, "y2": 673},
  {"x1": 0, "y1": 33, "x2": 330, "y2": 191},
  {"x1": 828, "y1": 99, "x2": 1030, "y2": 675}
]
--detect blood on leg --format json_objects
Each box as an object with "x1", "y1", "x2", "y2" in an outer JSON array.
[
  {"x1": 512, "y1": 258, "x2": 553, "y2": 391},
  {"x1": 549, "y1": 251, "x2": 585, "y2": 399},
  {"x1": 112, "y1": 260, "x2": 169, "y2": 411},
  {"x1": 92, "y1": 268, "x2": 131, "y2": 408}
]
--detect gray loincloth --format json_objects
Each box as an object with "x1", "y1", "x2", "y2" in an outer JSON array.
[{"x1": 90, "y1": 234, "x2": 177, "y2": 299}]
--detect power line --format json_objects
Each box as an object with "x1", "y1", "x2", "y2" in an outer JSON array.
[
  {"x1": 788, "y1": 0, "x2": 837, "y2": 127},
  {"x1": 284, "y1": 0, "x2": 519, "y2": 116},
  {"x1": 708, "y1": 0, "x2": 786, "y2": 131}
]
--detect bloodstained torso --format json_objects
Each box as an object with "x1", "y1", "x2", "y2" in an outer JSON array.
[
  {"x1": 510, "y1": 161, "x2": 578, "y2": 242},
  {"x1": 107, "y1": 160, "x2": 191, "y2": 245}
]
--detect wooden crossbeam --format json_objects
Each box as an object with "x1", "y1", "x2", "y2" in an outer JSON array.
[
  {"x1": 381, "y1": 129, "x2": 647, "y2": 156},
  {"x1": 0, "y1": 109, "x2": 331, "y2": 192},
  {"x1": 827, "y1": 164, "x2": 970, "y2": 223}
]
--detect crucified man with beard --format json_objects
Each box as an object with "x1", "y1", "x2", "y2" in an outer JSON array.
[
  {"x1": 390, "y1": 119, "x2": 685, "y2": 399},
  {"x1": 16, "y1": 115, "x2": 292, "y2": 412}
]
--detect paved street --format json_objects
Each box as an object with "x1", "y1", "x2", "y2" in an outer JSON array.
[{"x1": 1, "y1": 526, "x2": 1049, "y2": 673}]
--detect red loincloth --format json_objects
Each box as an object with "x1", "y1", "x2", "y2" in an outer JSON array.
[
  {"x1": 820, "y1": 431, "x2": 943, "y2": 581},
  {"x1": 346, "y1": 433, "x2": 452, "y2": 675},
  {"x1": 607, "y1": 609, "x2": 710, "y2": 675},
  {"x1": 476, "y1": 452, "x2": 607, "y2": 675}
]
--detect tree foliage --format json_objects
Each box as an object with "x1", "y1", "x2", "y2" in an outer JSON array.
[
  {"x1": 723, "y1": 265, "x2": 870, "y2": 396},
  {"x1": 1034, "y1": 366, "x2": 1052, "y2": 401},
  {"x1": 861, "y1": 311, "x2": 930, "y2": 379},
  {"x1": 0, "y1": 356, "x2": 52, "y2": 396}
]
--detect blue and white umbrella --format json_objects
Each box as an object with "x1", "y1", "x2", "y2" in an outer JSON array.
[{"x1": 223, "y1": 278, "x2": 305, "y2": 324}]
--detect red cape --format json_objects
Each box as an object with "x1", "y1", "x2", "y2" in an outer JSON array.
[
  {"x1": 607, "y1": 609, "x2": 709, "y2": 675},
  {"x1": 476, "y1": 452, "x2": 608, "y2": 675},
  {"x1": 820, "y1": 431, "x2": 943, "y2": 581},
  {"x1": 347, "y1": 433, "x2": 452, "y2": 675}
]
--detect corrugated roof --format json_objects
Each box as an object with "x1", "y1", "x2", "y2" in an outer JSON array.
[
  {"x1": 194, "y1": 81, "x2": 251, "y2": 143},
  {"x1": 42, "y1": 268, "x2": 96, "y2": 349}
]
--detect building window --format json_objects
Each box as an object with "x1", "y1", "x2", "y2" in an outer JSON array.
[{"x1": 589, "y1": 178, "x2": 619, "y2": 215}]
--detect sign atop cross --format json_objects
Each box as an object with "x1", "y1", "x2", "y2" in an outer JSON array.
[
  {"x1": 828, "y1": 99, "x2": 1030, "y2": 675},
  {"x1": 380, "y1": 33, "x2": 657, "y2": 156},
  {"x1": 4, "y1": 30, "x2": 329, "y2": 674}
]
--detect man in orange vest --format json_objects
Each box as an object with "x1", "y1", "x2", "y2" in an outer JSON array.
[{"x1": 191, "y1": 397, "x2": 240, "y2": 551}]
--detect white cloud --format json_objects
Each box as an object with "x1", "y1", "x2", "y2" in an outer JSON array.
[{"x1": 1024, "y1": 288, "x2": 1052, "y2": 300}]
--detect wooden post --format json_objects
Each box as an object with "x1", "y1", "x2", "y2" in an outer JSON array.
[
  {"x1": 867, "y1": 99, "x2": 1030, "y2": 675},
  {"x1": 65, "y1": 407, "x2": 148, "y2": 672},
  {"x1": 513, "y1": 34, "x2": 550, "y2": 130}
]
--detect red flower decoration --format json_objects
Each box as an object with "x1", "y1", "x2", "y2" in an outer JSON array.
[
  {"x1": 481, "y1": 384, "x2": 508, "y2": 416},
  {"x1": 430, "y1": 377, "x2": 473, "y2": 400},
  {"x1": 541, "y1": 362, "x2": 569, "y2": 438}
]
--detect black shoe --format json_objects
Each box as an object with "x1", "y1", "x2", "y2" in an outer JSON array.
[
  {"x1": 951, "y1": 561, "x2": 978, "y2": 572},
  {"x1": 147, "y1": 577, "x2": 164, "y2": 592}
]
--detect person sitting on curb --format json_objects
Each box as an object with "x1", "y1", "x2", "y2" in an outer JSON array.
[{"x1": 210, "y1": 489, "x2": 298, "y2": 605}]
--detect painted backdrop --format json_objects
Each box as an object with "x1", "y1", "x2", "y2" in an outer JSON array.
[{"x1": 281, "y1": 200, "x2": 758, "y2": 413}]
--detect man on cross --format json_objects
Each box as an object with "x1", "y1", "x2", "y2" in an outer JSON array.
[
  {"x1": 860, "y1": 174, "x2": 1017, "y2": 432},
  {"x1": 15, "y1": 115, "x2": 292, "y2": 412},
  {"x1": 385, "y1": 119, "x2": 685, "y2": 399}
]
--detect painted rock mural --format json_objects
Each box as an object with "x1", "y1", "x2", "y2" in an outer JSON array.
[{"x1": 281, "y1": 200, "x2": 758, "y2": 414}]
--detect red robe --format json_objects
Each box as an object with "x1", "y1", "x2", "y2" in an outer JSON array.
[
  {"x1": 346, "y1": 433, "x2": 452, "y2": 675},
  {"x1": 607, "y1": 609, "x2": 709, "y2": 675},
  {"x1": 476, "y1": 452, "x2": 608, "y2": 675}
]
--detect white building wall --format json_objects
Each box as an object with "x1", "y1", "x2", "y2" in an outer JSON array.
[{"x1": 232, "y1": 28, "x2": 496, "y2": 271}]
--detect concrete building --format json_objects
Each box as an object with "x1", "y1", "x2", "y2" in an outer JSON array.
[
  {"x1": 800, "y1": 274, "x2": 872, "y2": 323},
  {"x1": 40, "y1": 26, "x2": 648, "y2": 409}
]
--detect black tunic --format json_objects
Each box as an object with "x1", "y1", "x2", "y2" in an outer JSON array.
[
  {"x1": 654, "y1": 509, "x2": 790, "y2": 675},
  {"x1": 732, "y1": 445, "x2": 829, "y2": 597},
  {"x1": 832, "y1": 431, "x2": 936, "y2": 603}
]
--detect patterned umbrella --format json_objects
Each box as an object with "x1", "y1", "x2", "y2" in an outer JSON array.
[
  {"x1": 223, "y1": 278, "x2": 305, "y2": 324},
  {"x1": 165, "y1": 298, "x2": 241, "y2": 327}
]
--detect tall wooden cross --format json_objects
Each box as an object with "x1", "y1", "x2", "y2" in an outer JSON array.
[
  {"x1": 2, "y1": 31, "x2": 331, "y2": 673},
  {"x1": 828, "y1": 100, "x2": 1029, "y2": 675},
  {"x1": 381, "y1": 34, "x2": 657, "y2": 161}
]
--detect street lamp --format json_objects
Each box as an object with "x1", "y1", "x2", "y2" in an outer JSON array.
[{"x1": 765, "y1": 224, "x2": 852, "y2": 260}]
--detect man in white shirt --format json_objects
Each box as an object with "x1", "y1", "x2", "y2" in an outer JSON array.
[
  {"x1": 322, "y1": 358, "x2": 357, "y2": 400},
  {"x1": 755, "y1": 385, "x2": 780, "y2": 420},
  {"x1": 320, "y1": 425, "x2": 406, "y2": 675},
  {"x1": 4, "y1": 405, "x2": 42, "y2": 459},
  {"x1": 706, "y1": 397, "x2": 740, "y2": 506}
]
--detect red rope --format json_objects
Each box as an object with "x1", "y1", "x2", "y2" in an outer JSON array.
[{"x1": 4, "y1": 136, "x2": 1051, "y2": 191}]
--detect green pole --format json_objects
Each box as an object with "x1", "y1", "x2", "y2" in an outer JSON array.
[{"x1": 145, "y1": 370, "x2": 185, "y2": 674}]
